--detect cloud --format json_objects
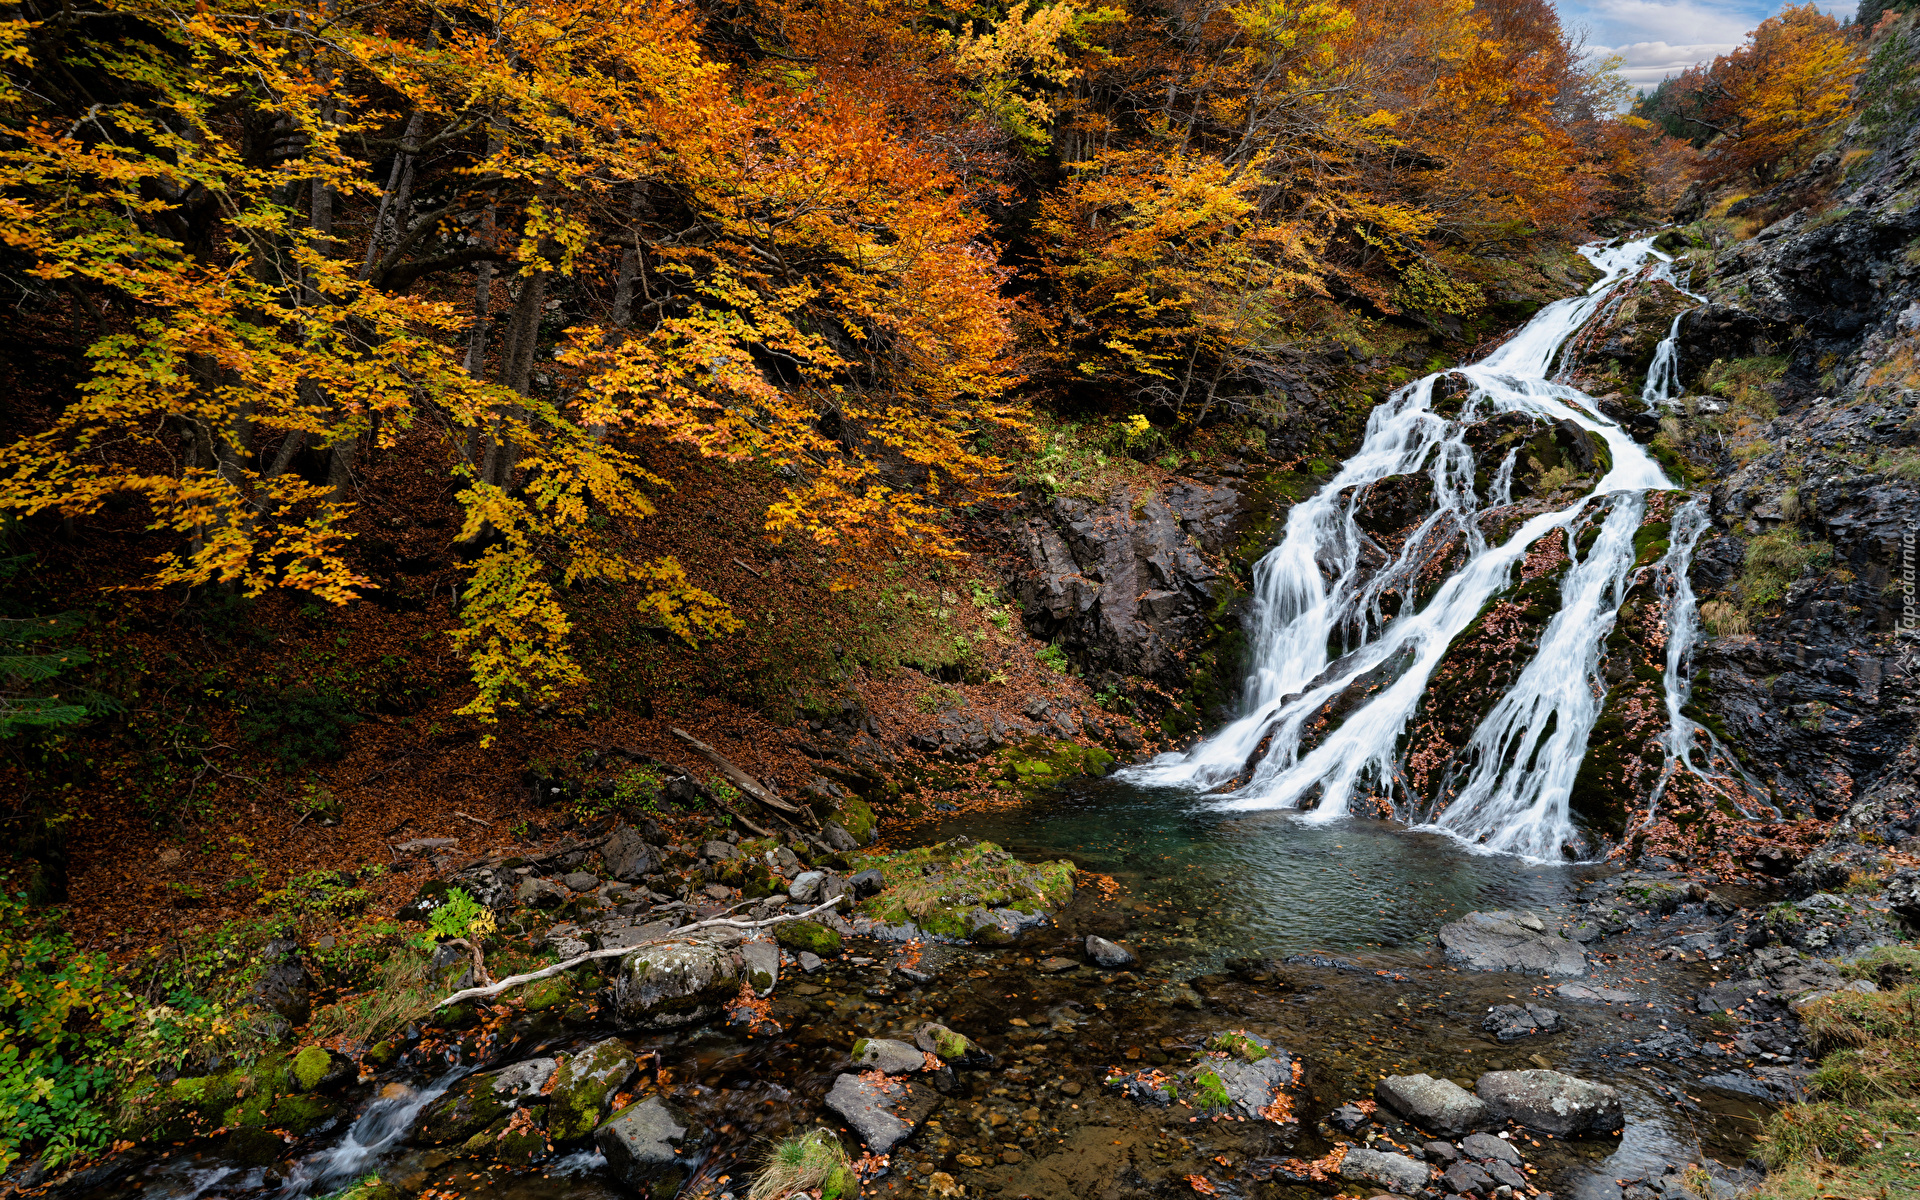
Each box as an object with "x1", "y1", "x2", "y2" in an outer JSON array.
[{"x1": 1596, "y1": 38, "x2": 1740, "y2": 85}]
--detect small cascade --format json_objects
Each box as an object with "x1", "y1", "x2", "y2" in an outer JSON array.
[
  {"x1": 1125, "y1": 236, "x2": 1725, "y2": 861},
  {"x1": 275, "y1": 1068, "x2": 468, "y2": 1199},
  {"x1": 1645, "y1": 500, "x2": 1775, "y2": 816}
]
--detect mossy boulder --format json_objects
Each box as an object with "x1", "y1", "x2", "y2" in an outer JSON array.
[
  {"x1": 519, "y1": 968, "x2": 590, "y2": 1013},
  {"x1": 913, "y1": 1022, "x2": 992, "y2": 1068},
  {"x1": 773, "y1": 920, "x2": 843, "y2": 956},
  {"x1": 823, "y1": 1164, "x2": 861, "y2": 1199},
  {"x1": 995, "y1": 739, "x2": 1115, "y2": 794},
  {"x1": 545, "y1": 1038, "x2": 639, "y2": 1143},
  {"x1": 414, "y1": 1058, "x2": 558, "y2": 1145},
  {"x1": 848, "y1": 838, "x2": 1075, "y2": 942},
  {"x1": 462, "y1": 1112, "x2": 552, "y2": 1165},
  {"x1": 292, "y1": 1044, "x2": 354, "y2": 1091}
]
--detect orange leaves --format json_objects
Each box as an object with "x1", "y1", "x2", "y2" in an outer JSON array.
[{"x1": 1694, "y1": 4, "x2": 1862, "y2": 184}]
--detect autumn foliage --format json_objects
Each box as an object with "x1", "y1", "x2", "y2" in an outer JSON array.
[{"x1": 0, "y1": 0, "x2": 1666, "y2": 725}]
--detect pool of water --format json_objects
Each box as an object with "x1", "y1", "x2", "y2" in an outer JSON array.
[{"x1": 916, "y1": 776, "x2": 1604, "y2": 967}]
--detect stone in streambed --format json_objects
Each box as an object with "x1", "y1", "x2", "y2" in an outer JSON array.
[
  {"x1": 799, "y1": 951, "x2": 825, "y2": 974},
  {"x1": 1460, "y1": 1132, "x2": 1523, "y2": 1164},
  {"x1": 1443, "y1": 1161, "x2": 1497, "y2": 1195},
  {"x1": 1438, "y1": 911, "x2": 1586, "y2": 976},
  {"x1": 596, "y1": 1096, "x2": 709, "y2": 1194},
  {"x1": 612, "y1": 939, "x2": 742, "y2": 1030},
  {"x1": 775, "y1": 919, "x2": 843, "y2": 955},
  {"x1": 741, "y1": 938, "x2": 780, "y2": 996},
  {"x1": 1190, "y1": 1030, "x2": 1300, "y2": 1126},
  {"x1": 1374, "y1": 1074, "x2": 1490, "y2": 1137},
  {"x1": 915, "y1": 1022, "x2": 993, "y2": 1068},
  {"x1": 853, "y1": 1037, "x2": 928, "y2": 1074},
  {"x1": 1338, "y1": 1147, "x2": 1433, "y2": 1196},
  {"x1": 1555, "y1": 982, "x2": 1641, "y2": 1004},
  {"x1": 1085, "y1": 934, "x2": 1137, "y2": 968},
  {"x1": 789, "y1": 870, "x2": 827, "y2": 903},
  {"x1": 1482, "y1": 1003, "x2": 1564, "y2": 1041},
  {"x1": 824, "y1": 1073, "x2": 922, "y2": 1153},
  {"x1": 545, "y1": 1039, "x2": 638, "y2": 1143},
  {"x1": 1475, "y1": 1069, "x2": 1623, "y2": 1135}
]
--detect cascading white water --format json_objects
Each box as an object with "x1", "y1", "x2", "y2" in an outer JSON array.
[
  {"x1": 1125, "y1": 237, "x2": 1724, "y2": 861},
  {"x1": 275, "y1": 1068, "x2": 468, "y2": 1198}
]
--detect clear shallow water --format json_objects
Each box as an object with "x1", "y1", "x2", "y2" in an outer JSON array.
[{"x1": 921, "y1": 777, "x2": 1597, "y2": 965}]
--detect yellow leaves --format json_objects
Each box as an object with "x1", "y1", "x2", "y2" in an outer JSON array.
[{"x1": 943, "y1": 0, "x2": 1124, "y2": 148}]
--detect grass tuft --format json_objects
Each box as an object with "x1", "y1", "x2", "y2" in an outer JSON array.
[{"x1": 749, "y1": 1129, "x2": 852, "y2": 1200}]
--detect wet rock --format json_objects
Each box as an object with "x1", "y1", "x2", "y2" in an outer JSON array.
[
  {"x1": 849, "y1": 868, "x2": 885, "y2": 898},
  {"x1": 915, "y1": 1022, "x2": 993, "y2": 1068},
  {"x1": 1443, "y1": 1161, "x2": 1496, "y2": 1195},
  {"x1": 1375, "y1": 1074, "x2": 1491, "y2": 1137},
  {"x1": 1460, "y1": 1132, "x2": 1522, "y2": 1165},
  {"x1": 611, "y1": 939, "x2": 743, "y2": 1029},
  {"x1": 1481, "y1": 1003, "x2": 1564, "y2": 1041},
  {"x1": 1695, "y1": 978, "x2": 1765, "y2": 1014},
  {"x1": 854, "y1": 1037, "x2": 928, "y2": 1074},
  {"x1": 1555, "y1": 983, "x2": 1641, "y2": 1004},
  {"x1": 964, "y1": 905, "x2": 1050, "y2": 946},
  {"x1": 1439, "y1": 912, "x2": 1586, "y2": 976},
  {"x1": 1192, "y1": 1030, "x2": 1300, "y2": 1125},
  {"x1": 1422, "y1": 1141, "x2": 1459, "y2": 1165},
  {"x1": 741, "y1": 938, "x2": 780, "y2": 996},
  {"x1": 1037, "y1": 956, "x2": 1078, "y2": 974},
  {"x1": 462, "y1": 1113, "x2": 550, "y2": 1166},
  {"x1": 1339, "y1": 1147, "x2": 1432, "y2": 1196},
  {"x1": 1085, "y1": 935, "x2": 1137, "y2": 968},
  {"x1": 595, "y1": 1096, "x2": 709, "y2": 1194},
  {"x1": 1328, "y1": 1103, "x2": 1371, "y2": 1133},
  {"x1": 601, "y1": 825, "x2": 661, "y2": 882},
  {"x1": 1474, "y1": 1069, "x2": 1623, "y2": 1135},
  {"x1": 415, "y1": 1058, "x2": 558, "y2": 1145},
  {"x1": 824, "y1": 1073, "x2": 938, "y2": 1153},
  {"x1": 799, "y1": 951, "x2": 825, "y2": 974},
  {"x1": 546, "y1": 1040, "x2": 638, "y2": 1142}
]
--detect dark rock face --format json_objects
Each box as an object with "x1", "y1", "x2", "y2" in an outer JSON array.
[
  {"x1": 1012, "y1": 483, "x2": 1241, "y2": 686},
  {"x1": 1481, "y1": 1003, "x2": 1564, "y2": 1042},
  {"x1": 253, "y1": 939, "x2": 313, "y2": 1025}
]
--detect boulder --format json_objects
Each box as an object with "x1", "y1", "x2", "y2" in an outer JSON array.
[
  {"x1": 853, "y1": 1037, "x2": 927, "y2": 1074},
  {"x1": 823, "y1": 822, "x2": 860, "y2": 852},
  {"x1": 253, "y1": 939, "x2": 313, "y2": 1025},
  {"x1": 1439, "y1": 911, "x2": 1586, "y2": 976},
  {"x1": 595, "y1": 1096, "x2": 708, "y2": 1193},
  {"x1": 964, "y1": 905, "x2": 1049, "y2": 946},
  {"x1": 702, "y1": 840, "x2": 736, "y2": 861},
  {"x1": 740, "y1": 938, "x2": 780, "y2": 996},
  {"x1": 1443, "y1": 1161, "x2": 1496, "y2": 1195},
  {"x1": 1375, "y1": 1074, "x2": 1490, "y2": 1137},
  {"x1": 612, "y1": 939, "x2": 742, "y2": 1029},
  {"x1": 601, "y1": 825, "x2": 661, "y2": 882},
  {"x1": 1085, "y1": 935, "x2": 1137, "y2": 968},
  {"x1": 1338, "y1": 1148, "x2": 1431, "y2": 1196},
  {"x1": 850, "y1": 868, "x2": 886, "y2": 898},
  {"x1": 799, "y1": 951, "x2": 825, "y2": 974},
  {"x1": 545, "y1": 1040, "x2": 637, "y2": 1143},
  {"x1": 1481, "y1": 1003, "x2": 1564, "y2": 1041},
  {"x1": 1192, "y1": 1031, "x2": 1299, "y2": 1125},
  {"x1": 415, "y1": 1058, "x2": 558, "y2": 1145},
  {"x1": 1887, "y1": 867, "x2": 1920, "y2": 927},
  {"x1": 789, "y1": 870, "x2": 827, "y2": 903},
  {"x1": 1475, "y1": 1069, "x2": 1623, "y2": 1135},
  {"x1": 563, "y1": 871, "x2": 599, "y2": 892},
  {"x1": 821, "y1": 1067, "x2": 910, "y2": 1152},
  {"x1": 774, "y1": 919, "x2": 843, "y2": 956}
]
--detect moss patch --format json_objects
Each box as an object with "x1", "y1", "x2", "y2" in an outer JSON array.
[{"x1": 774, "y1": 920, "x2": 843, "y2": 955}]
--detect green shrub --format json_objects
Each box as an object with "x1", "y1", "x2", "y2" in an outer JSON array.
[
  {"x1": 1036, "y1": 644, "x2": 1070, "y2": 673},
  {"x1": 0, "y1": 882, "x2": 138, "y2": 1171}
]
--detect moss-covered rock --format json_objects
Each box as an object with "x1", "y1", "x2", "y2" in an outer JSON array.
[
  {"x1": 823, "y1": 1163, "x2": 861, "y2": 1199},
  {"x1": 914, "y1": 1022, "x2": 992, "y2": 1068},
  {"x1": 414, "y1": 1058, "x2": 558, "y2": 1145},
  {"x1": 831, "y1": 797, "x2": 878, "y2": 844},
  {"x1": 773, "y1": 920, "x2": 843, "y2": 956},
  {"x1": 994, "y1": 739, "x2": 1115, "y2": 794},
  {"x1": 612, "y1": 940, "x2": 745, "y2": 1029},
  {"x1": 519, "y1": 968, "x2": 588, "y2": 1013},
  {"x1": 545, "y1": 1038, "x2": 639, "y2": 1143},
  {"x1": 1206, "y1": 1031, "x2": 1273, "y2": 1063}
]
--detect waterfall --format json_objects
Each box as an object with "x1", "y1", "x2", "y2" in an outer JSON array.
[{"x1": 1124, "y1": 237, "x2": 1721, "y2": 861}]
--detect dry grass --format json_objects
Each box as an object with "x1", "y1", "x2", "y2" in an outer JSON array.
[
  {"x1": 305, "y1": 950, "x2": 439, "y2": 1046},
  {"x1": 1698, "y1": 600, "x2": 1750, "y2": 637}
]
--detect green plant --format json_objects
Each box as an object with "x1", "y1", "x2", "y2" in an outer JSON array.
[
  {"x1": 750, "y1": 1129, "x2": 856, "y2": 1200},
  {"x1": 915, "y1": 684, "x2": 964, "y2": 713},
  {"x1": 1737, "y1": 528, "x2": 1833, "y2": 614},
  {"x1": 611, "y1": 767, "x2": 665, "y2": 812},
  {"x1": 1036, "y1": 644, "x2": 1070, "y2": 673},
  {"x1": 0, "y1": 881, "x2": 139, "y2": 1171},
  {"x1": 420, "y1": 888, "x2": 493, "y2": 948}
]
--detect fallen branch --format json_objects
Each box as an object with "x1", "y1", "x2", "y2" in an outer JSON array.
[
  {"x1": 431, "y1": 897, "x2": 844, "y2": 1010},
  {"x1": 670, "y1": 726, "x2": 820, "y2": 828},
  {"x1": 454, "y1": 810, "x2": 493, "y2": 827}
]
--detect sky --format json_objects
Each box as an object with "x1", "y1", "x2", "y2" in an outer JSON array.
[{"x1": 1561, "y1": 0, "x2": 1857, "y2": 88}]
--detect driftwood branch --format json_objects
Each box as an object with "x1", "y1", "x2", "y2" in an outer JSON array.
[
  {"x1": 432, "y1": 897, "x2": 844, "y2": 1010},
  {"x1": 670, "y1": 727, "x2": 820, "y2": 828}
]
